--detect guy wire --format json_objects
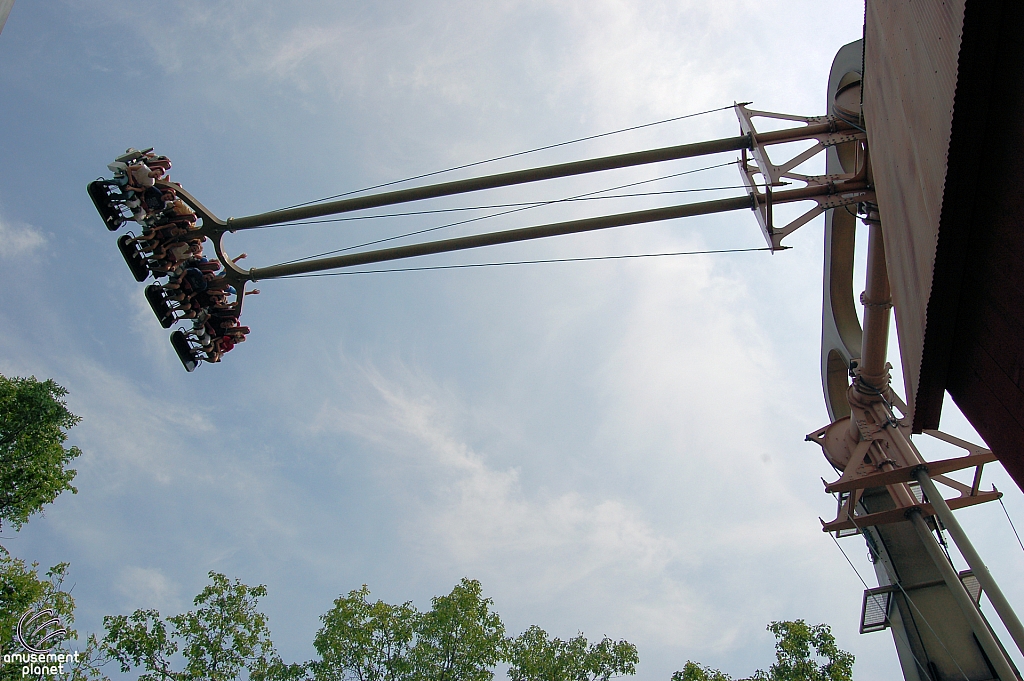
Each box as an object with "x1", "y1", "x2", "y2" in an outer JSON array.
[
  {"x1": 256, "y1": 184, "x2": 751, "y2": 228},
  {"x1": 994, "y1": 485, "x2": 1024, "y2": 554},
  {"x1": 277, "y1": 247, "x2": 773, "y2": 279},
  {"x1": 272, "y1": 103, "x2": 743, "y2": 212},
  {"x1": 270, "y1": 160, "x2": 739, "y2": 267}
]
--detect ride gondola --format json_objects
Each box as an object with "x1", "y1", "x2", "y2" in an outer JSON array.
[{"x1": 89, "y1": 148, "x2": 251, "y2": 372}]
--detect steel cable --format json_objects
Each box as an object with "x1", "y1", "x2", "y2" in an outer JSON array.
[
  {"x1": 272, "y1": 103, "x2": 743, "y2": 212},
  {"x1": 277, "y1": 246, "x2": 772, "y2": 279},
  {"x1": 269, "y1": 160, "x2": 740, "y2": 267}
]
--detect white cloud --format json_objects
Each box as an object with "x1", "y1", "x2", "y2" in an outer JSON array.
[
  {"x1": 67, "y1": 361, "x2": 216, "y2": 487},
  {"x1": 116, "y1": 566, "x2": 182, "y2": 613},
  {"x1": 0, "y1": 217, "x2": 45, "y2": 258},
  {"x1": 305, "y1": 321, "x2": 822, "y2": 654},
  {"x1": 314, "y1": 360, "x2": 676, "y2": 557}
]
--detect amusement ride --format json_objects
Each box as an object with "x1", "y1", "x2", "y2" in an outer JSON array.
[{"x1": 89, "y1": 25, "x2": 1024, "y2": 681}]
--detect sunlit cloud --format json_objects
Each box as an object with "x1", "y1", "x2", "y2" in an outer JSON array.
[
  {"x1": 117, "y1": 565, "x2": 183, "y2": 613},
  {"x1": 0, "y1": 216, "x2": 45, "y2": 258}
]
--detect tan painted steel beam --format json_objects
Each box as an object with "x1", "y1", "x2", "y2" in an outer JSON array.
[
  {"x1": 0, "y1": 0, "x2": 14, "y2": 35},
  {"x1": 915, "y1": 470, "x2": 1024, "y2": 658},
  {"x1": 244, "y1": 181, "x2": 858, "y2": 281},
  {"x1": 824, "y1": 452, "x2": 996, "y2": 493},
  {"x1": 246, "y1": 195, "x2": 755, "y2": 280},
  {"x1": 226, "y1": 122, "x2": 846, "y2": 232},
  {"x1": 857, "y1": 211, "x2": 892, "y2": 389},
  {"x1": 909, "y1": 510, "x2": 1019, "y2": 681},
  {"x1": 820, "y1": 491, "x2": 1001, "y2": 533}
]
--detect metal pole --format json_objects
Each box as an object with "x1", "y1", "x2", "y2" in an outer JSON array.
[
  {"x1": 857, "y1": 210, "x2": 891, "y2": 388},
  {"x1": 227, "y1": 121, "x2": 843, "y2": 231},
  {"x1": 915, "y1": 469, "x2": 1024, "y2": 658},
  {"x1": 229, "y1": 136, "x2": 751, "y2": 230},
  {"x1": 245, "y1": 182, "x2": 843, "y2": 280},
  {"x1": 909, "y1": 510, "x2": 1019, "y2": 681},
  {"x1": 248, "y1": 195, "x2": 755, "y2": 280},
  {"x1": 0, "y1": 0, "x2": 14, "y2": 36}
]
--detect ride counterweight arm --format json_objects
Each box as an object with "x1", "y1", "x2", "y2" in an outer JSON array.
[
  {"x1": 227, "y1": 122, "x2": 841, "y2": 232},
  {"x1": 247, "y1": 195, "x2": 753, "y2": 280},
  {"x1": 245, "y1": 183, "x2": 840, "y2": 280}
]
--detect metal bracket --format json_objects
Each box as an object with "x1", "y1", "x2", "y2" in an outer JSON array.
[
  {"x1": 735, "y1": 103, "x2": 869, "y2": 251},
  {"x1": 811, "y1": 419, "x2": 1002, "y2": 534}
]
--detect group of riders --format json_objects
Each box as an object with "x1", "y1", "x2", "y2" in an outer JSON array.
[{"x1": 89, "y1": 148, "x2": 253, "y2": 370}]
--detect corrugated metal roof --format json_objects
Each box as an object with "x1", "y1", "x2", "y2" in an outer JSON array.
[{"x1": 862, "y1": 0, "x2": 965, "y2": 420}]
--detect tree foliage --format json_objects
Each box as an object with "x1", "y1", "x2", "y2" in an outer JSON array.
[
  {"x1": 313, "y1": 578, "x2": 507, "y2": 681},
  {"x1": 670, "y1": 621, "x2": 854, "y2": 681},
  {"x1": 171, "y1": 573, "x2": 275, "y2": 681},
  {"x1": 757, "y1": 621, "x2": 853, "y2": 681},
  {"x1": 312, "y1": 585, "x2": 416, "y2": 681},
  {"x1": 102, "y1": 609, "x2": 178, "y2": 681},
  {"x1": 312, "y1": 579, "x2": 635, "y2": 681},
  {"x1": 0, "y1": 549, "x2": 108, "y2": 681},
  {"x1": 0, "y1": 374, "x2": 82, "y2": 531},
  {"x1": 98, "y1": 575, "x2": 635, "y2": 681},
  {"x1": 506, "y1": 625, "x2": 638, "y2": 681},
  {"x1": 0, "y1": 551, "x2": 74, "y2": 653},
  {"x1": 101, "y1": 572, "x2": 276, "y2": 681},
  {"x1": 671, "y1": 662, "x2": 733, "y2": 681},
  {"x1": 410, "y1": 578, "x2": 505, "y2": 681}
]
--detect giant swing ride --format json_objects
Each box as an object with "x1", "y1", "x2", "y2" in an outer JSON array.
[
  {"x1": 88, "y1": 105, "x2": 867, "y2": 372},
  {"x1": 89, "y1": 25, "x2": 1024, "y2": 681}
]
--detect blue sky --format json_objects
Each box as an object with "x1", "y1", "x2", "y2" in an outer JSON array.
[{"x1": 1, "y1": 1, "x2": 1022, "y2": 679}]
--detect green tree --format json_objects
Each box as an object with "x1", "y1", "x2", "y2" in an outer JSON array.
[
  {"x1": 102, "y1": 609, "x2": 178, "y2": 681},
  {"x1": 312, "y1": 585, "x2": 416, "y2": 681},
  {"x1": 0, "y1": 548, "x2": 108, "y2": 681},
  {"x1": 312, "y1": 579, "x2": 633, "y2": 681},
  {"x1": 0, "y1": 551, "x2": 74, "y2": 654},
  {"x1": 101, "y1": 572, "x2": 277, "y2": 681},
  {"x1": 103, "y1": 576, "x2": 636, "y2": 681},
  {"x1": 0, "y1": 374, "x2": 82, "y2": 531},
  {"x1": 670, "y1": 621, "x2": 854, "y2": 681},
  {"x1": 671, "y1": 662, "x2": 733, "y2": 681},
  {"x1": 251, "y1": 655, "x2": 310, "y2": 681},
  {"x1": 0, "y1": 375, "x2": 103, "y2": 680},
  {"x1": 171, "y1": 573, "x2": 275, "y2": 681},
  {"x1": 756, "y1": 621, "x2": 853, "y2": 681},
  {"x1": 409, "y1": 578, "x2": 505, "y2": 681},
  {"x1": 506, "y1": 625, "x2": 638, "y2": 681}
]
